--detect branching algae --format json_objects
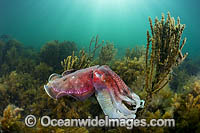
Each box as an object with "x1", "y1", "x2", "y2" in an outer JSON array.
[{"x1": 144, "y1": 12, "x2": 188, "y2": 112}]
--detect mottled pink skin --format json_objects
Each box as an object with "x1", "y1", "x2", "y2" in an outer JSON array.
[
  {"x1": 47, "y1": 66, "x2": 98, "y2": 100},
  {"x1": 46, "y1": 65, "x2": 132, "y2": 102},
  {"x1": 93, "y1": 66, "x2": 132, "y2": 101}
]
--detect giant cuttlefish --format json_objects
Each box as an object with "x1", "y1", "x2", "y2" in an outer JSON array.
[{"x1": 44, "y1": 65, "x2": 144, "y2": 118}]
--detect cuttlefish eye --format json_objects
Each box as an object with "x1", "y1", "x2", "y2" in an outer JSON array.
[
  {"x1": 94, "y1": 72, "x2": 102, "y2": 78},
  {"x1": 93, "y1": 71, "x2": 107, "y2": 83}
]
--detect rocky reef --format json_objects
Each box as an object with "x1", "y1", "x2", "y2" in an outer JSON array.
[{"x1": 0, "y1": 13, "x2": 200, "y2": 133}]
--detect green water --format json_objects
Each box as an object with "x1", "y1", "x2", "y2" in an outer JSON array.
[{"x1": 0, "y1": 0, "x2": 199, "y2": 56}]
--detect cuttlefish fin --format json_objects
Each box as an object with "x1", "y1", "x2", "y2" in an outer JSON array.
[
  {"x1": 44, "y1": 85, "x2": 58, "y2": 100},
  {"x1": 62, "y1": 69, "x2": 77, "y2": 76},
  {"x1": 48, "y1": 73, "x2": 62, "y2": 82}
]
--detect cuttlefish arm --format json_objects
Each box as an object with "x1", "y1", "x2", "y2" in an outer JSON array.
[
  {"x1": 95, "y1": 88, "x2": 136, "y2": 118},
  {"x1": 93, "y1": 65, "x2": 144, "y2": 119}
]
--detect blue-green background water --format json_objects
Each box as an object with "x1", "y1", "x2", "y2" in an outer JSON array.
[{"x1": 0, "y1": 0, "x2": 199, "y2": 56}]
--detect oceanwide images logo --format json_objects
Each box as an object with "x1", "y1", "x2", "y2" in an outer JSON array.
[{"x1": 24, "y1": 115, "x2": 175, "y2": 129}]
